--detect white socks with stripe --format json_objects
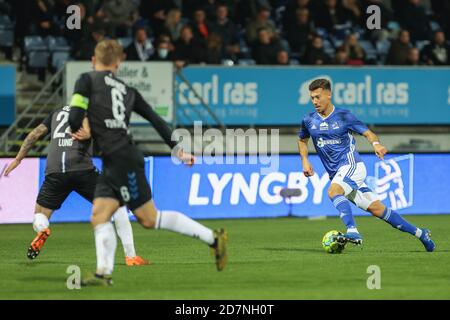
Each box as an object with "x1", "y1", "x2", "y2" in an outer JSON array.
[
  {"x1": 113, "y1": 206, "x2": 137, "y2": 257},
  {"x1": 155, "y1": 210, "x2": 215, "y2": 246},
  {"x1": 94, "y1": 222, "x2": 117, "y2": 276},
  {"x1": 33, "y1": 213, "x2": 49, "y2": 232}
]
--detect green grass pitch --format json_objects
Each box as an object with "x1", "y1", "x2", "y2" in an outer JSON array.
[{"x1": 0, "y1": 215, "x2": 449, "y2": 299}]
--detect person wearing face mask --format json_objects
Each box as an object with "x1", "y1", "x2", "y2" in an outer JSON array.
[{"x1": 150, "y1": 40, "x2": 174, "y2": 61}]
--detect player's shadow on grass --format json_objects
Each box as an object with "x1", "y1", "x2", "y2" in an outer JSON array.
[
  {"x1": 21, "y1": 260, "x2": 75, "y2": 265},
  {"x1": 260, "y1": 247, "x2": 323, "y2": 253},
  {"x1": 19, "y1": 275, "x2": 66, "y2": 283}
]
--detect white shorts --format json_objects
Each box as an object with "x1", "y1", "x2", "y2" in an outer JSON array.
[{"x1": 331, "y1": 162, "x2": 378, "y2": 211}]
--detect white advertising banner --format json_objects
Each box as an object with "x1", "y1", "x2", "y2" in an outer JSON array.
[{"x1": 65, "y1": 61, "x2": 174, "y2": 123}]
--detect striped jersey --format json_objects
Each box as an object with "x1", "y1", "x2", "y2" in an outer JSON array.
[{"x1": 298, "y1": 106, "x2": 369, "y2": 179}]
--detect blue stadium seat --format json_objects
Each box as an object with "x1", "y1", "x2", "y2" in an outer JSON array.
[
  {"x1": 24, "y1": 36, "x2": 47, "y2": 52},
  {"x1": 24, "y1": 36, "x2": 49, "y2": 69},
  {"x1": 118, "y1": 37, "x2": 133, "y2": 49},
  {"x1": 323, "y1": 39, "x2": 335, "y2": 56},
  {"x1": 52, "y1": 51, "x2": 70, "y2": 70},
  {"x1": 237, "y1": 59, "x2": 256, "y2": 66},
  {"x1": 416, "y1": 40, "x2": 431, "y2": 51},
  {"x1": 28, "y1": 50, "x2": 50, "y2": 68},
  {"x1": 359, "y1": 40, "x2": 378, "y2": 60},
  {"x1": 387, "y1": 21, "x2": 401, "y2": 31},
  {"x1": 316, "y1": 28, "x2": 328, "y2": 39},
  {"x1": 46, "y1": 36, "x2": 70, "y2": 52},
  {"x1": 0, "y1": 14, "x2": 14, "y2": 48},
  {"x1": 333, "y1": 22, "x2": 352, "y2": 40},
  {"x1": 0, "y1": 14, "x2": 13, "y2": 29},
  {"x1": 376, "y1": 39, "x2": 391, "y2": 55},
  {"x1": 221, "y1": 59, "x2": 235, "y2": 66},
  {"x1": 430, "y1": 21, "x2": 441, "y2": 32},
  {"x1": 0, "y1": 29, "x2": 13, "y2": 47}
]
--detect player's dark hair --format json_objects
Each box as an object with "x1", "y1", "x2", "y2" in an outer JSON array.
[{"x1": 309, "y1": 78, "x2": 331, "y2": 91}]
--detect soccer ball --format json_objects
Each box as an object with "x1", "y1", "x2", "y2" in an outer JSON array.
[{"x1": 322, "y1": 230, "x2": 346, "y2": 254}]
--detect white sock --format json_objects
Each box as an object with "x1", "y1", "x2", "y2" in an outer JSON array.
[
  {"x1": 155, "y1": 210, "x2": 215, "y2": 246},
  {"x1": 113, "y1": 206, "x2": 137, "y2": 257},
  {"x1": 347, "y1": 227, "x2": 359, "y2": 234},
  {"x1": 94, "y1": 222, "x2": 117, "y2": 276},
  {"x1": 33, "y1": 213, "x2": 49, "y2": 232},
  {"x1": 415, "y1": 228, "x2": 423, "y2": 238}
]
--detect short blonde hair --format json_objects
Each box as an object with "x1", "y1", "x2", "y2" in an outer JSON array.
[{"x1": 94, "y1": 39, "x2": 124, "y2": 66}]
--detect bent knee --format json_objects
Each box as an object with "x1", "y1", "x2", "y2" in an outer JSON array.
[
  {"x1": 327, "y1": 185, "x2": 345, "y2": 199},
  {"x1": 139, "y1": 217, "x2": 156, "y2": 229},
  {"x1": 367, "y1": 201, "x2": 385, "y2": 217}
]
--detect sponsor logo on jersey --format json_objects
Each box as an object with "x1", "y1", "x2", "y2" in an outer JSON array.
[
  {"x1": 311, "y1": 124, "x2": 317, "y2": 130},
  {"x1": 316, "y1": 137, "x2": 341, "y2": 148},
  {"x1": 319, "y1": 122, "x2": 329, "y2": 131},
  {"x1": 331, "y1": 122, "x2": 340, "y2": 129}
]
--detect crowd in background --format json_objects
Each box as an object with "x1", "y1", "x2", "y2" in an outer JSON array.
[{"x1": 0, "y1": 0, "x2": 449, "y2": 67}]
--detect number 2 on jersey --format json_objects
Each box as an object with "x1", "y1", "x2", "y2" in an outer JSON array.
[{"x1": 53, "y1": 111, "x2": 71, "y2": 139}]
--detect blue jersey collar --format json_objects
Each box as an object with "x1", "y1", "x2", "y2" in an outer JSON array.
[{"x1": 317, "y1": 105, "x2": 335, "y2": 120}]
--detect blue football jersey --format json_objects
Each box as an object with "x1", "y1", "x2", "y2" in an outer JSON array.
[{"x1": 298, "y1": 107, "x2": 369, "y2": 179}]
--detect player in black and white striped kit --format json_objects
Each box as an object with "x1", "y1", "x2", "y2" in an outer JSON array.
[{"x1": 3, "y1": 106, "x2": 150, "y2": 266}]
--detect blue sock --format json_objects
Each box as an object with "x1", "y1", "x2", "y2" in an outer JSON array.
[
  {"x1": 332, "y1": 195, "x2": 357, "y2": 231},
  {"x1": 380, "y1": 208, "x2": 420, "y2": 237}
]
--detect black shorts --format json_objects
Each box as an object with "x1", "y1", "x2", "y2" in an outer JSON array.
[
  {"x1": 37, "y1": 169, "x2": 98, "y2": 210},
  {"x1": 94, "y1": 143, "x2": 152, "y2": 210}
]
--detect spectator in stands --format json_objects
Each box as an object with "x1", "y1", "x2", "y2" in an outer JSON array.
[
  {"x1": 284, "y1": 8, "x2": 315, "y2": 55},
  {"x1": 211, "y1": 4, "x2": 240, "y2": 60},
  {"x1": 282, "y1": 0, "x2": 317, "y2": 33},
  {"x1": 302, "y1": 35, "x2": 330, "y2": 65},
  {"x1": 34, "y1": 0, "x2": 59, "y2": 37},
  {"x1": 206, "y1": 32, "x2": 225, "y2": 64},
  {"x1": 398, "y1": 0, "x2": 431, "y2": 42},
  {"x1": 73, "y1": 24, "x2": 105, "y2": 60},
  {"x1": 96, "y1": 0, "x2": 139, "y2": 37},
  {"x1": 246, "y1": 5, "x2": 277, "y2": 45},
  {"x1": 421, "y1": 30, "x2": 450, "y2": 65},
  {"x1": 431, "y1": 0, "x2": 450, "y2": 39},
  {"x1": 190, "y1": 7, "x2": 212, "y2": 40},
  {"x1": 332, "y1": 46, "x2": 349, "y2": 65},
  {"x1": 314, "y1": 0, "x2": 354, "y2": 33},
  {"x1": 173, "y1": 25, "x2": 207, "y2": 64},
  {"x1": 125, "y1": 26, "x2": 154, "y2": 61},
  {"x1": 343, "y1": 33, "x2": 365, "y2": 65},
  {"x1": 251, "y1": 27, "x2": 282, "y2": 65},
  {"x1": 139, "y1": 0, "x2": 178, "y2": 38},
  {"x1": 406, "y1": 47, "x2": 422, "y2": 65},
  {"x1": 276, "y1": 50, "x2": 290, "y2": 65},
  {"x1": 341, "y1": 0, "x2": 363, "y2": 27},
  {"x1": 386, "y1": 30, "x2": 412, "y2": 65},
  {"x1": 163, "y1": 9, "x2": 184, "y2": 42},
  {"x1": 237, "y1": 0, "x2": 272, "y2": 27},
  {"x1": 151, "y1": 39, "x2": 175, "y2": 61}
]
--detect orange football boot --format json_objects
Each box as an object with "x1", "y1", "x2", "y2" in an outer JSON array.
[
  {"x1": 125, "y1": 256, "x2": 151, "y2": 266},
  {"x1": 27, "y1": 228, "x2": 51, "y2": 259}
]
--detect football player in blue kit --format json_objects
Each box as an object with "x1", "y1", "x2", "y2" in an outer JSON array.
[{"x1": 297, "y1": 78, "x2": 435, "y2": 252}]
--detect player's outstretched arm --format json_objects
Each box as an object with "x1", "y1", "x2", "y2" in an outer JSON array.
[
  {"x1": 298, "y1": 138, "x2": 314, "y2": 177},
  {"x1": 132, "y1": 90, "x2": 195, "y2": 166},
  {"x1": 362, "y1": 130, "x2": 388, "y2": 160},
  {"x1": 4, "y1": 124, "x2": 48, "y2": 176}
]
